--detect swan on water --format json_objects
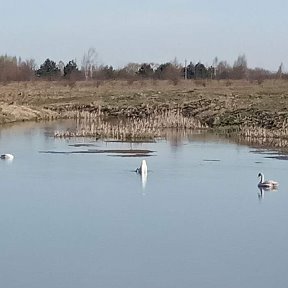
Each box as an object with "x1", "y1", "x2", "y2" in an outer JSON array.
[
  {"x1": 135, "y1": 160, "x2": 148, "y2": 191},
  {"x1": 258, "y1": 172, "x2": 278, "y2": 188},
  {"x1": 0, "y1": 154, "x2": 14, "y2": 160},
  {"x1": 136, "y1": 160, "x2": 147, "y2": 175}
]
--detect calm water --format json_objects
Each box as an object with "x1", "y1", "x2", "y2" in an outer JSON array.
[{"x1": 0, "y1": 121, "x2": 288, "y2": 288}]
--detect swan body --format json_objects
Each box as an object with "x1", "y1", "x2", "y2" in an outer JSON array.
[
  {"x1": 136, "y1": 160, "x2": 147, "y2": 175},
  {"x1": 1, "y1": 153, "x2": 14, "y2": 160},
  {"x1": 258, "y1": 172, "x2": 278, "y2": 188}
]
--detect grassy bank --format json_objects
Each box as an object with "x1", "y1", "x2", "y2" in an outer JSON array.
[{"x1": 0, "y1": 79, "x2": 288, "y2": 145}]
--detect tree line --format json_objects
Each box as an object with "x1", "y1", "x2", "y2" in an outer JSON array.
[{"x1": 0, "y1": 53, "x2": 286, "y2": 83}]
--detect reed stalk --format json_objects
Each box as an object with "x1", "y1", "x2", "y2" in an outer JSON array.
[
  {"x1": 236, "y1": 125, "x2": 288, "y2": 148},
  {"x1": 54, "y1": 109, "x2": 206, "y2": 140}
]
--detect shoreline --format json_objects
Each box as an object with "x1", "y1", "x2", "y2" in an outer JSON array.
[{"x1": 0, "y1": 79, "x2": 287, "y2": 148}]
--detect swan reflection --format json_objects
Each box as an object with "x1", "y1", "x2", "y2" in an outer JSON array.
[
  {"x1": 257, "y1": 186, "x2": 278, "y2": 200},
  {"x1": 140, "y1": 172, "x2": 147, "y2": 190}
]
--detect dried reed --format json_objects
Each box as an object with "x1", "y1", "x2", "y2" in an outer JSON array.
[
  {"x1": 54, "y1": 109, "x2": 206, "y2": 140},
  {"x1": 237, "y1": 125, "x2": 288, "y2": 148}
]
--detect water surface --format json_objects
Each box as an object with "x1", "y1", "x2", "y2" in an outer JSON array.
[{"x1": 0, "y1": 121, "x2": 287, "y2": 288}]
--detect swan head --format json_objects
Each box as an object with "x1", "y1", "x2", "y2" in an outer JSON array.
[{"x1": 258, "y1": 172, "x2": 263, "y2": 178}]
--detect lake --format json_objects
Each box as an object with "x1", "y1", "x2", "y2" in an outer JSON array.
[{"x1": 0, "y1": 120, "x2": 287, "y2": 288}]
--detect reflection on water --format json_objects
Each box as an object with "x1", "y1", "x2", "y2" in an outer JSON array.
[
  {"x1": 251, "y1": 149, "x2": 288, "y2": 161},
  {"x1": 0, "y1": 157, "x2": 14, "y2": 163},
  {"x1": 257, "y1": 186, "x2": 278, "y2": 200},
  {"x1": 0, "y1": 159, "x2": 14, "y2": 167},
  {"x1": 140, "y1": 172, "x2": 147, "y2": 191},
  {"x1": 234, "y1": 135, "x2": 288, "y2": 154},
  {"x1": 0, "y1": 120, "x2": 288, "y2": 288}
]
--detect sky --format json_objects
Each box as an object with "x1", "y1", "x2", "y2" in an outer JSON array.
[{"x1": 0, "y1": 0, "x2": 287, "y2": 71}]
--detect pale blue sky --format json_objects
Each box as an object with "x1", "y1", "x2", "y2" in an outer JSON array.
[{"x1": 1, "y1": 0, "x2": 287, "y2": 70}]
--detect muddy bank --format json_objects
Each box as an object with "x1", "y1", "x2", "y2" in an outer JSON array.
[
  {"x1": 0, "y1": 80, "x2": 287, "y2": 135},
  {"x1": 47, "y1": 101, "x2": 288, "y2": 131}
]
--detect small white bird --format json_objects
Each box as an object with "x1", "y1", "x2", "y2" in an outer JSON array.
[
  {"x1": 136, "y1": 159, "x2": 147, "y2": 175},
  {"x1": 1, "y1": 153, "x2": 14, "y2": 160},
  {"x1": 258, "y1": 172, "x2": 278, "y2": 189}
]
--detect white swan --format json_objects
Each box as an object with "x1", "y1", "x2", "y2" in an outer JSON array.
[
  {"x1": 258, "y1": 172, "x2": 278, "y2": 188},
  {"x1": 136, "y1": 160, "x2": 147, "y2": 175},
  {"x1": 1, "y1": 153, "x2": 14, "y2": 160}
]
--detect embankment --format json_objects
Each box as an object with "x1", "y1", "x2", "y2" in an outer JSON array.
[{"x1": 0, "y1": 80, "x2": 288, "y2": 145}]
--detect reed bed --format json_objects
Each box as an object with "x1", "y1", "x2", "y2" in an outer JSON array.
[
  {"x1": 54, "y1": 109, "x2": 207, "y2": 140},
  {"x1": 237, "y1": 125, "x2": 288, "y2": 148}
]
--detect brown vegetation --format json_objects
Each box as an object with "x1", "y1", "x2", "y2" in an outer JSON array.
[
  {"x1": 0, "y1": 79, "x2": 288, "y2": 146},
  {"x1": 54, "y1": 109, "x2": 206, "y2": 140}
]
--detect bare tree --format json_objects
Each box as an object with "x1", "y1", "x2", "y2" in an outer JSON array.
[
  {"x1": 81, "y1": 47, "x2": 97, "y2": 80},
  {"x1": 123, "y1": 63, "x2": 141, "y2": 75},
  {"x1": 217, "y1": 61, "x2": 232, "y2": 79},
  {"x1": 212, "y1": 57, "x2": 218, "y2": 78},
  {"x1": 58, "y1": 61, "x2": 65, "y2": 76},
  {"x1": 277, "y1": 62, "x2": 283, "y2": 79},
  {"x1": 232, "y1": 54, "x2": 248, "y2": 79},
  {"x1": 19, "y1": 59, "x2": 36, "y2": 80}
]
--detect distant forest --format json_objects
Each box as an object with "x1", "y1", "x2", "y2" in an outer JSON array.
[{"x1": 0, "y1": 49, "x2": 286, "y2": 83}]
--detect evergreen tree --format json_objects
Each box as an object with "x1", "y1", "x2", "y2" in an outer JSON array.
[
  {"x1": 137, "y1": 63, "x2": 154, "y2": 78},
  {"x1": 36, "y1": 58, "x2": 60, "y2": 79},
  {"x1": 64, "y1": 60, "x2": 78, "y2": 77}
]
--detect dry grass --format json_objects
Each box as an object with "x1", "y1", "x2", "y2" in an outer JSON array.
[
  {"x1": 54, "y1": 110, "x2": 206, "y2": 140},
  {"x1": 1, "y1": 79, "x2": 288, "y2": 111},
  {"x1": 1, "y1": 79, "x2": 288, "y2": 146},
  {"x1": 236, "y1": 125, "x2": 288, "y2": 149}
]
